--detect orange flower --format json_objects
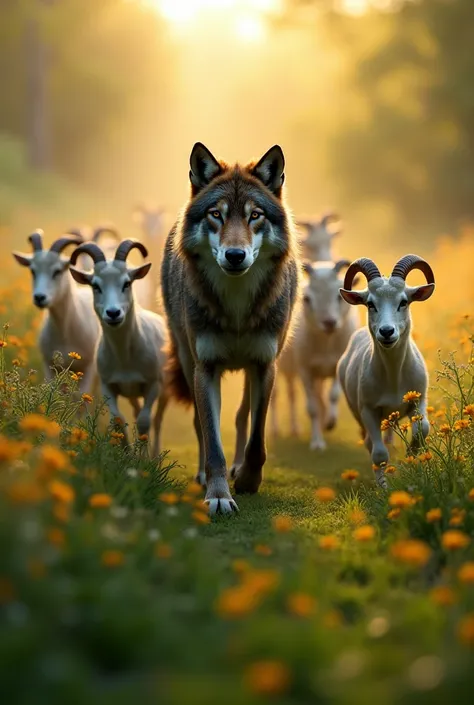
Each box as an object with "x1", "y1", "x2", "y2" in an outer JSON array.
[
  {"x1": 426, "y1": 508, "x2": 442, "y2": 523},
  {"x1": 387, "y1": 508, "x2": 401, "y2": 520},
  {"x1": 216, "y1": 586, "x2": 259, "y2": 618},
  {"x1": 68, "y1": 352, "x2": 81, "y2": 360},
  {"x1": 380, "y1": 419, "x2": 390, "y2": 431},
  {"x1": 458, "y1": 562, "x2": 474, "y2": 584},
  {"x1": 49, "y1": 480, "x2": 75, "y2": 504},
  {"x1": 438, "y1": 424, "x2": 451, "y2": 436},
  {"x1": 454, "y1": 419, "x2": 470, "y2": 431},
  {"x1": 0, "y1": 341, "x2": 7, "y2": 348},
  {"x1": 287, "y1": 592, "x2": 317, "y2": 618},
  {"x1": 353, "y1": 525, "x2": 375, "y2": 542},
  {"x1": 341, "y1": 469, "x2": 359, "y2": 481},
  {"x1": 403, "y1": 391, "x2": 421, "y2": 403},
  {"x1": 272, "y1": 515, "x2": 293, "y2": 532},
  {"x1": 457, "y1": 614, "x2": 474, "y2": 647},
  {"x1": 186, "y1": 481, "x2": 203, "y2": 496},
  {"x1": 81, "y1": 394, "x2": 93, "y2": 404},
  {"x1": 348, "y1": 509, "x2": 367, "y2": 525},
  {"x1": 314, "y1": 487, "x2": 336, "y2": 503},
  {"x1": 388, "y1": 491, "x2": 413, "y2": 509},
  {"x1": 138, "y1": 434, "x2": 148, "y2": 442},
  {"x1": 89, "y1": 493, "x2": 113, "y2": 509},
  {"x1": 255, "y1": 544, "x2": 272, "y2": 556},
  {"x1": 242, "y1": 570, "x2": 280, "y2": 595},
  {"x1": 232, "y1": 559, "x2": 250, "y2": 575},
  {"x1": 442, "y1": 530, "x2": 470, "y2": 551},
  {"x1": 469, "y1": 489, "x2": 474, "y2": 501},
  {"x1": 244, "y1": 661, "x2": 291, "y2": 696},
  {"x1": 192, "y1": 510, "x2": 211, "y2": 525},
  {"x1": 389, "y1": 411, "x2": 400, "y2": 422},
  {"x1": 419, "y1": 451, "x2": 433, "y2": 462},
  {"x1": 155, "y1": 543, "x2": 173, "y2": 559},
  {"x1": 101, "y1": 550, "x2": 125, "y2": 567},
  {"x1": 38, "y1": 445, "x2": 69, "y2": 474},
  {"x1": 384, "y1": 465, "x2": 397, "y2": 475},
  {"x1": 160, "y1": 492, "x2": 179, "y2": 505},
  {"x1": 319, "y1": 535, "x2": 340, "y2": 551},
  {"x1": 400, "y1": 423, "x2": 410, "y2": 434},
  {"x1": 429, "y1": 586, "x2": 456, "y2": 606},
  {"x1": 46, "y1": 527, "x2": 65, "y2": 547},
  {"x1": 463, "y1": 404, "x2": 474, "y2": 418},
  {"x1": 68, "y1": 427, "x2": 88, "y2": 444},
  {"x1": 391, "y1": 539, "x2": 431, "y2": 567},
  {"x1": 411, "y1": 414, "x2": 423, "y2": 423}
]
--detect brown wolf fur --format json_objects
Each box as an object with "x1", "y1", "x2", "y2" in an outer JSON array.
[{"x1": 161, "y1": 143, "x2": 299, "y2": 515}]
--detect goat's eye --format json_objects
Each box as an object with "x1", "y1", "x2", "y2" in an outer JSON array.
[
  {"x1": 250, "y1": 210, "x2": 262, "y2": 221},
  {"x1": 122, "y1": 281, "x2": 131, "y2": 292},
  {"x1": 52, "y1": 270, "x2": 61, "y2": 279},
  {"x1": 92, "y1": 283, "x2": 102, "y2": 294},
  {"x1": 31, "y1": 271, "x2": 36, "y2": 280},
  {"x1": 398, "y1": 299, "x2": 408, "y2": 310},
  {"x1": 209, "y1": 210, "x2": 222, "y2": 221},
  {"x1": 303, "y1": 295, "x2": 311, "y2": 305},
  {"x1": 367, "y1": 301, "x2": 377, "y2": 311}
]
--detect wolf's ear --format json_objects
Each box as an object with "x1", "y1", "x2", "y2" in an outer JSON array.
[
  {"x1": 189, "y1": 143, "x2": 222, "y2": 193},
  {"x1": 252, "y1": 145, "x2": 285, "y2": 197}
]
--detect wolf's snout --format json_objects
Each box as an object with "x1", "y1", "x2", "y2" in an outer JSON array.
[{"x1": 225, "y1": 248, "x2": 246, "y2": 266}]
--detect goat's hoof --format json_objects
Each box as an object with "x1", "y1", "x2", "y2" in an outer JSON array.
[
  {"x1": 195, "y1": 471, "x2": 207, "y2": 488},
  {"x1": 229, "y1": 464, "x2": 239, "y2": 480},
  {"x1": 310, "y1": 439, "x2": 327, "y2": 451},
  {"x1": 205, "y1": 497, "x2": 239, "y2": 516},
  {"x1": 325, "y1": 418, "x2": 337, "y2": 431},
  {"x1": 375, "y1": 473, "x2": 388, "y2": 490}
]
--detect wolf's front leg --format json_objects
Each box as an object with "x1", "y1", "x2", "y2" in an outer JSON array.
[
  {"x1": 194, "y1": 363, "x2": 238, "y2": 515},
  {"x1": 234, "y1": 361, "x2": 275, "y2": 495},
  {"x1": 229, "y1": 371, "x2": 250, "y2": 479}
]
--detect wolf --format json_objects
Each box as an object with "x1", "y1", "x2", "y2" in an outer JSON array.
[{"x1": 161, "y1": 142, "x2": 299, "y2": 515}]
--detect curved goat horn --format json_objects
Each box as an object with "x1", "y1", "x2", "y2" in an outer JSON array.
[
  {"x1": 320, "y1": 213, "x2": 339, "y2": 228},
  {"x1": 343, "y1": 258, "x2": 381, "y2": 290},
  {"x1": 391, "y1": 254, "x2": 435, "y2": 284},
  {"x1": 28, "y1": 230, "x2": 44, "y2": 252},
  {"x1": 49, "y1": 233, "x2": 84, "y2": 255},
  {"x1": 333, "y1": 259, "x2": 352, "y2": 275},
  {"x1": 70, "y1": 242, "x2": 106, "y2": 267},
  {"x1": 92, "y1": 226, "x2": 120, "y2": 243},
  {"x1": 114, "y1": 239, "x2": 148, "y2": 262}
]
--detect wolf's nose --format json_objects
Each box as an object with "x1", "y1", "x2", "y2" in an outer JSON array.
[{"x1": 225, "y1": 249, "x2": 246, "y2": 266}]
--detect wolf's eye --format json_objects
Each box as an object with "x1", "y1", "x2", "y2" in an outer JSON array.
[
  {"x1": 209, "y1": 210, "x2": 222, "y2": 221},
  {"x1": 250, "y1": 211, "x2": 262, "y2": 221}
]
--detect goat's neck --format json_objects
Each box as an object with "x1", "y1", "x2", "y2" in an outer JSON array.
[
  {"x1": 370, "y1": 328, "x2": 413, "y2": 384},
  {"x1": 101, "y1": 302, "x2": 139, "y2": 363},
  {"x1": 48, "y1": 275, "x2": 76, "y2": 330}
]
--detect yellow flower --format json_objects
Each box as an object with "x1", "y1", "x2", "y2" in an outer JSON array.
[
  {"x1": 70, "y1": 372, "x2": 79, "y2": 382},
  {"x1": 384, "y1": 465, "x2": 397, "y2": 475},
  {"x1": 380, "y1": 419, "x2": 390, "y2": 431},
  {"x1": 12, "y1": 358, "x2": 21, "y2": 367},
  {"x1": 419, "y1": 451, "x2": 433, "y2": 462},
  {"x1": 101, "y1": 550, "x2": 125, "y2": 567},
  {"x1": 38, "y1": 445, "x2": 69, "y2": 474},
  {"x1": 388, "y1": 491, "x2": 413, "y2": 509},
  {"x1": 400, "y1": 423, "x2": 410, "y2": 434},
  {"x1": 68, "y1": 352, "x2": 81, "y2": 360},
  {"x1": 89, "y1": 493, "x2": 113, "y2": 508},
  {"x1": 68, "y1": 427, "x2": 88, "y2": 444},
  {"x1": 391, "y1": 539, "x2": 431, "y2": 567},
  {"x1": 273, "y1": 515, "x2": 293, "y2": 532},
  {"x1": 353, "y1": 525, "x2": 375, "y2": 542},
  {"x1": 216, "y1": 586, "x2": 259, "y2": 618},
  {"x1": 438, "y1": 424, "x2": 451, "y2": 436},
  {"x1": 341, "y1": 469, "x2": 359, "y2": 481},
  {"x1": 458, "y1": 562, "x2": 474, "y2": 584},
  {"x1": 442, "y1": 530, "x2": 470, "y2": 551},
  {"x1": 49, "y1": 480, "x2": 75, "y2": 504},
  {"x1": 287, "y1": 592, "x2": 317, "y2": 618},
  {"x1": 0, "y1": 341, "x2": 7, "y2": 348},
  {"x1": 46, "y1": 527, "x2": 65, "y2": 547},
  {"x1": 110, "y1": 431, "x2": 124, "y2": 440},
  {"x1": 403, "y1": 391, "x2": 421, "y2": 403},
  {"x1": 244, "y1": 661, "x2": 291, "y2": 696},
  {"x1": 0, "y1": 435, "x2": 26, "y2": 463},
  {"x1": 160, "y1": 492, "x2": 180, "y2": 505},
  {"x1": 389, "y1": 411, "x2": 400, "y2": 422},
  {"x1": 19, "y1": 413, "x2": 58, "y2": 436},
  {"x1": 255, "y1": 544, "x2": 272, "y2": 556},
  {"x1": 192, "y1": 510, "x2": 211, "y2": 525},
  {"x1": 463, "y1": 404, "x2": 474, "y2": 418},
  {"x1": 242, "y1": 570, "x2": 280, "y2": 595},
  {"x1": 426, "y1": 406, "x2": 435, "y2": 414},
  {"x1": 186, "y1": 481, "x2": 203, "y2": 496},
  {"x1": 314, "y1": 487, "x2": 336, "y2": 503},
  {"x1": 454, "y1": 419, "x2": 470, "y2": 431},
  {"x1": 155, "y1": 543, "x2": 173, "y2": 559},
  {"x1": 319, "y1": 535, "x2": 340, "y2": 551},
  {"x1": 457, "y1": 614, "x2": 474, "y2": 647},
  {"x1": 411, "y1": 414, "x2": 423, "y2": 423},
  {"x1": 387, "y1": 508, "x2": 401, "y2": 520},
  {"x1": 348, "y1": 509, "x2": 367, "y2": 525},
  {"x1": 81, "y1": 393, "x2": 93, "y2": 404},
  {"x1": 449, "y1": 509, "x2": 466, "y2": 527},
  {"x1": 430, "y1": 586, "x2": 456, "y2": 606},
  {"x1": 426, "y1": 508, "x2": 442, "y2": 523}
]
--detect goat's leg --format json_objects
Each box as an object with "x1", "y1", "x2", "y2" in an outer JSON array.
[
  {"x1": 152, "y1": 392, "x2": 168, "y2": 458},
  {"x1": 410, "y1": 396, "x2": 430, "y2": 453},
  {"x1": 194, "y1": 363, "x2": 237, "y2": 515},
  {"x1": 229, "y1": 371, "x2": 250, "y2": 479},
  {"x1": 78, "y1": 365, "x2": 96, "y2": 397},
  {"x1": 360, "y1": 406, "x2": 389, "y2": 488},
  {"x1": 269, "y1": 377, "x2": 280, "y2": 439},
  {"x1": 233, "y1": 361, "x2": 275, "y2": 495},
  {"x1": 301, "y1": 370, "x2": 325, "y2": 451},
  {"x1": 136, "y1": 382, "x2": 159, "y2": 445},
  {"x1": 287, "y1": 373, "x2": 300, "y2": 437},
  {"x1": 130, "y1": 398, "x2": 141, "y2": 420},
  {"x1": 101, "y1": 382, "x2": 129, "y2": 445},
  {"x1": 325, "y1": 376, "x2": 341, "y2": 431}
]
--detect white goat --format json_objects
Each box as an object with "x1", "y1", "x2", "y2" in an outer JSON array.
[
  {"x1": 297, "y1": 213, "x2": 341, "y2": 262},
  {"x1": 272, "y1": 260, "x2": 358, "y2": 449},
  {"x1": 133, "y1": 204, "x2": 165, "y2": 312},
  {"x1": 337, "y1": 255, "x2": 435, "y2": 487},
  {"x1": 12, "y1": 230, "x2": 99, "y2": 392},
  {"x1": 69, "y1": 239, "x2": 168, "y2": 456},
  {"x1": 67, "y1": 226, "x2": 121, "y2": 269}
]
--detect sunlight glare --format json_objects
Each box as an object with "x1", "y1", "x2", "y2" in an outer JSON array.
[
  {"x1": 156, "y1": 0, "x2": 278, "y2": 25},
  {"x1": 341, "y1": 0, "x2": 370, "y2": 15},
  {"x1": 235, "y1": 14, "x2": 265, "y2": 42}
]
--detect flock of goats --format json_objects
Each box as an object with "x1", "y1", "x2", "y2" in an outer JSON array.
[{"x1": 11, "y1": 143, "x2": 436, "y2": 514}]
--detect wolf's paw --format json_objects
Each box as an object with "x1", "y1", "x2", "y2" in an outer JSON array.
[{"x1": 205, "y1": 497, "x2": 239, "y2": 516}]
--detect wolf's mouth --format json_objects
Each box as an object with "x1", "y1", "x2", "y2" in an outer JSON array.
[{"x1": 220, "y1": 266, "x2": 249, "y2": 277}]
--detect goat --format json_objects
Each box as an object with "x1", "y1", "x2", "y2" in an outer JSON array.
[
  {"x1": 272, "y1": 259, "x2": 359, "y2": 449},
  {"x1": 133, "y1": 205, "x2": 165, "y2": 312},
  {"x1": 337, "y1": 255, "x2": 435, "y2": 487},
  {"x1": 12, "y1": 230, "x2": 99, "y2": 392},
  {"x1": 161, "y1": 142, "x2": 299, "y2": 515},
  {"x1": 297, "y1": 213, "x2": 341, "y2": 261},
  {"x1": 69, "y1": 239, "x2": 168, "y2": 456},
  {"x1": 67, "y1": 226, "x2": 121, "y2": 269}
]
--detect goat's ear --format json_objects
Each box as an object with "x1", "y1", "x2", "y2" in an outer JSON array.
[
  {"x1": 252, "y1": 145, "x2": 285, "y2": 196},
  {"x1": 130, "y1": 262, "x2": 152, "y2": 281},
  {"x1": 12, "y1": 252, "x2": 32, "y2": 267},
  {"x1": 189, "y1": 143, "x2": 222, "y2": 193},
  {"x1": 339, "y1": 288, "x2": 367, "y2": 306},
  {"x1": 69, "y1": 266, "x2": 92, "y2": 286},
  {"x1": 408, "y1": 283, "x2": 435, "y2": 303}
]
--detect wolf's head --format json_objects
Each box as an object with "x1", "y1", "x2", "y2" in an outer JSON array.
[{"x1": 181, "y1": 143, "x2": 293, "y2": 277}]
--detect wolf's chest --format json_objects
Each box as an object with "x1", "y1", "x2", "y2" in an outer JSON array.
[{"x1": 196, "y1": 331, "x2": 278, "y2": 368}]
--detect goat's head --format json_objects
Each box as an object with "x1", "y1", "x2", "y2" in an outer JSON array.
[
  {"x1": 133, "y1": 204, "x2": 164, "y2": 240},
  {"x1": 340, "y1": 255, "x2": 435, "y2": 349},
  {"x1": 297, "y1": 213, "x2": 341, "y2": 261},
  {"x1": 302, "y1": 259, "x2": 353, "y2": 334},
  {"x1": 12, "y1": 230, "x2": 84, "y2": 309},
  {"x1": 69, "y1": 239, "x2": 151, "y2": 328}
]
